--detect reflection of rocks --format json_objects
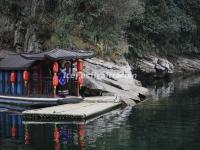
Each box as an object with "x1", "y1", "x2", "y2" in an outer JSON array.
[
  {"x1": 85, "y1": 106, "x2": 132, "y2": 143},
  {"x1": 83, "y1": 57, "x2": 149, "y2": 106},
  {"x1": 150, "y1": 81, "x2": 175, "y2": 100},
  {"x1": 149, "y1": 75, "x2": 200, "y2": 100}
]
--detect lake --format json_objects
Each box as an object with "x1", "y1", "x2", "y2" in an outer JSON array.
[{"x1": 0, "y1": 75, "x2": 200, "y2": 150}]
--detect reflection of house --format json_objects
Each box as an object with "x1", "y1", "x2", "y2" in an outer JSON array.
[
  {"x1": 0, "y1": 49, "x2": 94, "y2": 105},
  {"x1": 0, "y1": 111, "x2": 23, "y2": 138}
]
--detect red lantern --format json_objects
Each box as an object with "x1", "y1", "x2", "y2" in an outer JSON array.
[
  {"x1": 53, "y1": 62, "x2": 59, "y2": 73},
  {"x1": 10, "y1": 72, "x2": 17, "y2": 83},
  {"x1": 23, "y1": 70, "x2": 30, "y2": 81},
  {"x1": 11, "y1": 127, "x2": 17, "y2": 138},
  {"x1": 54, "y1": 127, "x2": 60, "y2": 143},
  {"x1": 77, "y1": 72, "x2": 84, "y2": 85},
  {"x1": 77, "y1": 60, "x2": 84, "y2": 71},
  {"x1": 53, "y1": 75, "x2": 59, "y2": 87}
]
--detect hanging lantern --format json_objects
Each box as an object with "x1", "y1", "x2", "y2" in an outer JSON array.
[
  {"x1": 53, "y1": 62, "x2": 59, "y2": 73},
  {"x1": 11, "y1": 127, "x2": 17, "y2": 138},
  {"x1": 23, "y1": 70, "x2": 30, "y2": 82},
  {"x1": 77, "y1": 59, "x2": 84, "y2": 72},
  {"x1": 10, "y1": 72, "x2": 17, "y2": 83},
  {"x1": 54, "y1": 127, "x2": 60, "y2": 143},
  {"x1": 77, "y1": 71, "x2": 84, "y2": 85},
  {"x1": 53, "y1": 75, "x2": 59, "y2": 87}
]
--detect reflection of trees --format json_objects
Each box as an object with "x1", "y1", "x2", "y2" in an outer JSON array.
[{"x1": 127, "y1": 81, "x2": 200, "y2": 150}]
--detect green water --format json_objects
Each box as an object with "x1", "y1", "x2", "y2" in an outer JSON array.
[{"x1": 0, "y1": 76, "x2": 200, "y2": 150}]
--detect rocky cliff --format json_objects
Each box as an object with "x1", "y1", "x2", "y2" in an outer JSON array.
[
  {"x1": 0, "y1": 0, "x2": 80, "y2": 53},
  {"x1": 128, "y1": 55, "x2": 200, "y2": 80}
]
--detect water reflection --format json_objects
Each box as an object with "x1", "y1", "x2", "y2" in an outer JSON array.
[
  {"x1": 0, "y1": 106, "x2": 131, "y2": 150},
  {"x1": 0, "y1": 75, "x2": 200, "y2": 150},
  {"x1": 0, "y1": 111, "x2": 23, "y2": 138}
]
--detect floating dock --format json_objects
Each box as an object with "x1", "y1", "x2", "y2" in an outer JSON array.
[{"x1": 22, "y1": 96, "x2": 121, "y2": 121}]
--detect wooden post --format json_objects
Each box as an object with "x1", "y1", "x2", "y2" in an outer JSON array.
[
  {"x1": 39, "y1": 63, "x2": 43, "y2": 95},
  {"x1": 28, "y1": 81, "x2": 30, "y2": 96},
  {"x1": 0, "y1": 71, "x2": 3, "y2": 95},
  {"x1": 77, "y1": 81, "x2": 80, "y2": 96},
  {"x1": 71, "y1": 60, "x2": 73, "y2": 75},
  {"x1": 54, "y1": 85, "x2": 57, "y2": 97}
]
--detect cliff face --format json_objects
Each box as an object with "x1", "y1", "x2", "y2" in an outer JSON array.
[
  {"x1": 0, "y1": 0, "x2": 133, "y2": 57},
  {"x1": 0, "y1": 0, "x2": 60, "y2": 53}
]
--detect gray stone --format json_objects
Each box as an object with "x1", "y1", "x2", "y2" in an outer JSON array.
[{"x1": 83, "y1": 57, "x2": 149, "y2": 105}]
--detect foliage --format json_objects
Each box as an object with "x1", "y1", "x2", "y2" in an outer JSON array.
[
  {"x1": 127, "y1": 0, "x2": 200, "y2": 57},
  {"x1": 53, "y1": 0, "x2": 135, "y2": 56},
  {"x1": 1, "y1": 0, "x2": 200, "y2": 58}
]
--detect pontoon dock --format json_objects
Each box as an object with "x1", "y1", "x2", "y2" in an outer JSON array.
[{"x1": 22, "y1": 96, "x2": 122, "y2": 121}]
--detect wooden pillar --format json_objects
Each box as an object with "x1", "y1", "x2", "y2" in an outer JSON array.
[
  {"x1": 77, "y1": 81, "x2": 80, "y2": 96},
  {"x1": 70, "y1": 60, "x2": 73, "y2": 76},
  {"x1": 17, "y1": 71, "x2": 22, "y2": 96},
  {"x1": 0, "y1": 71, "x2": 3, "y2": 94},
  {"x1": 39, "y1": 63, "x2": 43, "y2": 95},
  {"x1": 76, "y1": 59, "x2": 79, "y2": 96}
]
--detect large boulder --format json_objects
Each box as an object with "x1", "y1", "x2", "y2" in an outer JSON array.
[{"x1": 83, "y1": 57, "x2": 149, "y2": 106}]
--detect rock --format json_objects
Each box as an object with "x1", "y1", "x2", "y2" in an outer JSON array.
[
  {"x1": 0, "y1": 1, "x2": 47, "y2": 53},
  {"x1": 83, "y1": 57, "x2": 149, "y2": 105},
  {"x1": 157, "y1": 58, "x2": 174, "y2": 73},
  {"x1": 130, "y1": 56, "x2": 175, "y2": 78},
  {"x1": 14, "y1": 21, "x2": 26, "y2": 53}
]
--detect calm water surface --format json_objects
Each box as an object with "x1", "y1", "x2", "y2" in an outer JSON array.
[{"x1": 0, "y1": 76, "x2": 200, "y2": 150}]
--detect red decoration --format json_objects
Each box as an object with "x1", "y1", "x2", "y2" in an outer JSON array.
[
  {"x1": 10, "y1": 72, "x2": 17, "y2": 83},
  {"x1": 77, "y1": 59, "x2": 84, "y2": 71},
  {"x1": 79, "y1": 125, "x2": 85, "y2": 137},
  {"x1": 77, "y1": 71, "x2": 84, "y2": 85},
  {"x1": 54, "y1": 127, "x2": 60, "y2": 143},
  {"x1": 23, "y1": 70, "x2": 30, "y2": 81},
  {"x1": 25, "y1": 128, "x2": 31, "y2": 144},
  {"x1": 53, "y1": 62, "x2": 59, "y2": 73},
  {"x1": 79, "y1": 125, "x2": 85, "y2": 150},
  {"x1": 11, "y1": 127, "x2": 17, "y2": 138},
  {"x1": 53, "y1": 75, "x2": 59, "y2": 87}
]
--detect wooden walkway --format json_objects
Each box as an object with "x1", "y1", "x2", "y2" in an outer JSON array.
[{"x1": 22, "y1": 96, "x2": 121, "y2": 121}]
